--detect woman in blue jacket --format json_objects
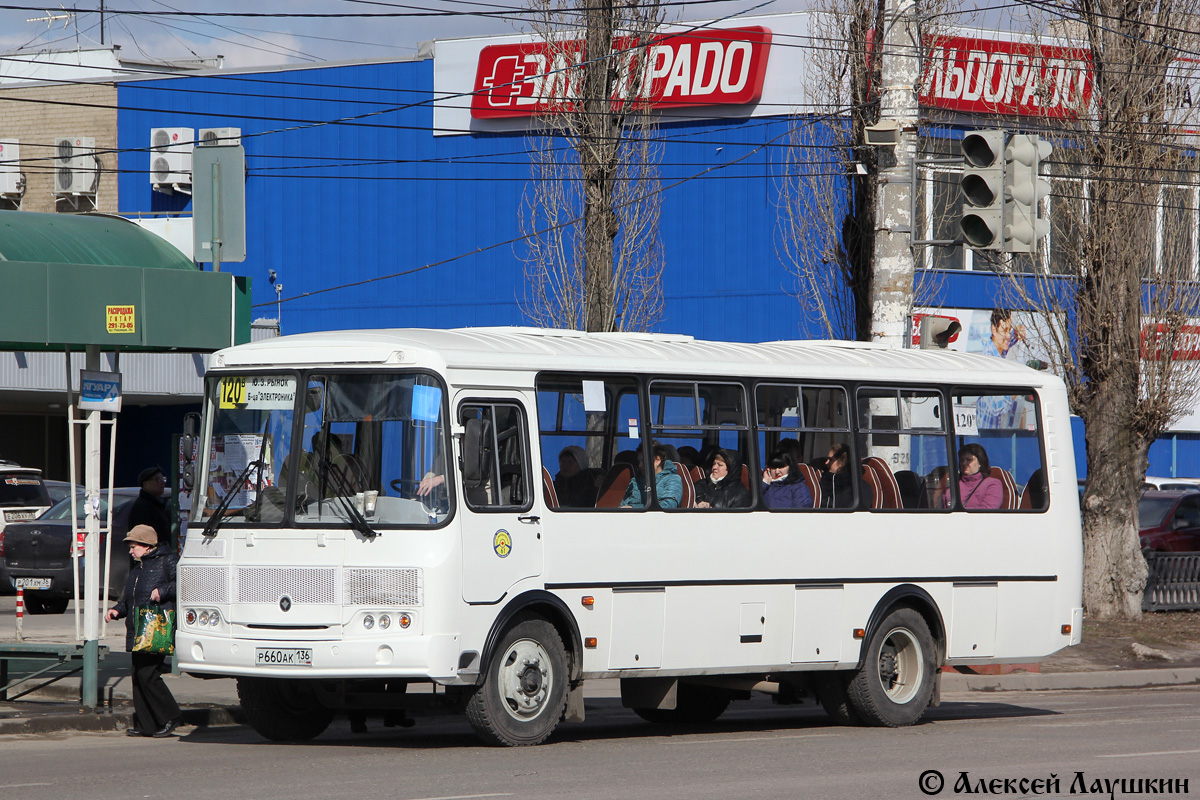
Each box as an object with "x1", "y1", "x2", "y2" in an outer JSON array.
[
  {"x1": 622, "y1": 444, "x2": 683, "y2": 508},
  {"x1": 761, "y1": 450, "x2": 814, "y2": 509}
]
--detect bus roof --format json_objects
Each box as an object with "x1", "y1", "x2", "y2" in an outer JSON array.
[{"x1": 211, "y1": 327, "x2": 1056, "y2": 386}]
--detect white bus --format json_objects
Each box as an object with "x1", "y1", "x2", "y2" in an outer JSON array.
[{"x1": 178, "y1": 327, "x2": 1083, "y2": 745}]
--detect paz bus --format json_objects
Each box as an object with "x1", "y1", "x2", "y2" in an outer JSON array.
[{"x1": 177, "y1": 327, "x2": 1083, "y2": 745}]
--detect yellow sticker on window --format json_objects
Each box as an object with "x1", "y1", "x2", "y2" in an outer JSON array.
[{"x1": 219, "y1": 377, "x2": 247, "y2": 409}]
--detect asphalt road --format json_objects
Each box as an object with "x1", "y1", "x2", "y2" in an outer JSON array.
[{"x1": 1, "y1": 686, "x2": 1198, "y2": 800}]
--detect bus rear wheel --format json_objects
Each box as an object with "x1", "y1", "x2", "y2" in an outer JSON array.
[
  {"x1": 237, "y1": 677, "x2": 335, "y2": 741},
  {"x1": 846, "y1": 607, "x2": 936, "y2": 727},
  {"x1": 632, "y1": 683, "x2": 732, "y2": 725},
  {"x1": 466, "y1": 619, "x2": 569, "y2": 746}
]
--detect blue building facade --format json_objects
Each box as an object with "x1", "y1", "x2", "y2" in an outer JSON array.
[{"x1": 111, "y1": 47, "x2": 1193, "y2": 481}]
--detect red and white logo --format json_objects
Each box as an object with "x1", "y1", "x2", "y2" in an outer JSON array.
[
  {"x1": 471, "y1": 26, "x2": 773, "y2": 119},
  {"x1": 920, "y1": 35, "x2": 1092, "y2": 118}
]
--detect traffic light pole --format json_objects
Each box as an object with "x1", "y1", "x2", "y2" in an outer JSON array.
[{"x1": 869, "y1": 0, "x2": 920, "y2": 349}]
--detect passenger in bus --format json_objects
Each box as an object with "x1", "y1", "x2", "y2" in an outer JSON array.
[
  {"x1": 554, "y1": 445, "x2": 599, "y2": 507},
  {"x1": 944, "y1": 443, "x2": 1004, "y2": 510},
  {"x1": 760, "y1": 449, "x2": 814, "y2": 509},
  {"x1": 676, "y1": 445, "x2": 701, "y2": 475},
  {"x1": 621, "y1": 444, "x2": 683, "y2": 509},
  {"x1": 818, "y1": 443, "x2": 855, "y2": 509},
  {"x1": 695, "y1": 449, "x2": 752, "y2": 509}
]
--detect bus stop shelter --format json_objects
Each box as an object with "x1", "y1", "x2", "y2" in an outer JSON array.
[{"x1": 0, "y1": 210, "x2": 250, "y2": 708}]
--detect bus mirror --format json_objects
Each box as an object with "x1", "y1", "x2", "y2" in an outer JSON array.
[{"x1": 462, "y1": 418, "x2": 492, "y2": 489}]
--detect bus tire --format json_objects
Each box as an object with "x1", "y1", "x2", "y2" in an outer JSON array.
[
  {"x1": 466, "y1": 619, "x2": 569, "y2": 746},
  {"x1": 237, "y1": 677, "x2": 335, "y2": 741},
  {"x1": 846, "y1": 607, "x2": 936, "y2": 727},
  {"x1": 815, "y1": 672, "x2": 862, "y2": 726},
  {"x1": 632, "y1": 684, "x2": 732, "y2": 725}
]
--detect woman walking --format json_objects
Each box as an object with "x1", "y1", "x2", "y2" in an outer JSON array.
[{"x1": 106, "y1": 524, "x2": 182, "y2": 738}]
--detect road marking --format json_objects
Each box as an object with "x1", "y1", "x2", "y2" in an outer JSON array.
[
  {"x1": 404, "y1": 795, "x2": 512, "y2": 800},
  {"x1": 664, "y1": 733, "x2": 839, "y2": 745},
  {"x1": 1098, "y1": 748, "x2": 1200, "y2": 759},
  {"x1": 0, "y1": 784, "x2": 53, "y2": 789}
]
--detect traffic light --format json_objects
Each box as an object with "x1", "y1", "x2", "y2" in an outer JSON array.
[
  {"x1": 959, "y1": 130, "x2": 1007, "y2": 251},
  {"x1": 1003, "y1": 134, "x2": 1052, "y2": 253}
]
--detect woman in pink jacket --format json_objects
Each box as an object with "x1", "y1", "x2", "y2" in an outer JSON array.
[{"x1": 945, "y1": 443, "x2": 1003, "y2": 510}]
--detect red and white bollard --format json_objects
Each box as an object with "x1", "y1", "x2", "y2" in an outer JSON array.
[{"x1": 15, "y1": 585, "x2": 24, "y2": 641}]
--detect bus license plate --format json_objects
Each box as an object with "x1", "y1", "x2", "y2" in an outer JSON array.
[
  {"x1": 255, "y1": 648, "x2": 313, "y2": 667},
  {"x1": 14, "y1": 577, "x2": 51, "y2": 589}
]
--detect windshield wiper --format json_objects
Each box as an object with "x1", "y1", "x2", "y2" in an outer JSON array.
[
  {"x1": 202, "y1": 459, "x2": 266, "y2": 538},
  {"x1": 317, "y1": 459, "x2": 378, "y2": 539}
]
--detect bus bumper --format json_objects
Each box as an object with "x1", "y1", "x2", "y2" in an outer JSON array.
[{"x1": 175, "y1": 631, "x2": 465, "y2": 683}]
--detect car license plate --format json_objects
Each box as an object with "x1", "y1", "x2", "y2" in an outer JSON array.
[
  {"x1": 4, "y1": 510, "x2": 36, "y2": 522},
  {"x1": 14, "y1": 577, "x2": 51, "y2": 590},
  {"x1": 255, "y1": 647, "x2": 313, "y2": 667}
]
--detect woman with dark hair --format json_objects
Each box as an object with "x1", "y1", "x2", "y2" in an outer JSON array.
[
  {"x1": 944, "y1": 443, "x2": 1003, "y2": 509},
  {"x1": 621, "y1": 443, "x2": 683, "y2": 508},
  {"x1": 696, "y1": 449, "x2": 752, "y2": 509},
  {"x1": 761, "y1": 449, "x2": 814, "y2": 509},
  {"x1": 819, "y1": 443, "x2": 854, "y2": 509}
]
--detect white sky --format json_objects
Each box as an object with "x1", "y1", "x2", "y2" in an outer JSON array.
[{"x1": 0, "y1": 0, "x2": 822, "y2": 70}]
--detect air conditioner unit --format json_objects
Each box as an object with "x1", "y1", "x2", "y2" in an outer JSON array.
[
  {"x1": 150, "y1": 127, "x2": 194, "y2": 184},
  {"x1": 198, "y1": 127, "x2": 242, "y2": 147},
  {"x1": 0, "y1": 139, "x2": 21, "y2": 196},
  {"x1": 54, "y1": 136, "x2": 99, "y2": 195}
]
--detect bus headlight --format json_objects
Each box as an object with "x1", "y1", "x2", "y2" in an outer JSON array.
[
  {"x1": 363, "y1": 614, "x2": 375, "y2": 630},
  {"x1": 185, "y1": 609, "x2": 197, "y2": 625},
  {"x1": 398, "y1": 613, "x2": 412, "y2": 629},
  {"x1": 198, "y1": 610, "x2": 210, "y2": 626},
  {"x1": 378, "y1": 614, "x2": 391, "y2": 630}
]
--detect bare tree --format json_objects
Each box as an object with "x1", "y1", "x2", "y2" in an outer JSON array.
[
  {"x1": 1001, "y1": 3, "x2": 1200, "y2": 618},
  {"x1": 519, "y1": 0, "x2": 666, "y2": 333},
  {"x1": 778, "y1": 3, "x2": 944, "y2": 341}
]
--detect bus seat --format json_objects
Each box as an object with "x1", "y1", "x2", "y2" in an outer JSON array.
[
  {"x1": 542, "y1": 466, "x2": 558, "y2": 509},
  {"x1": 863, "y1": 457, "x2": 901, "y2": 509},
  {"x1": 894, "y1": 470, "x2": 923, "y2": 509},
  {"x1": 1020, "y1": 468, "x2": 1048, "y2": 509},
  {"x1": 678, "y1": 466, "x2": 696, "y2": 508},
  {"x1": 860, "y1": 462, "x2": 883, "y2": 509},
  {"x1": 690, "y1": 465, "x2": 705, "y2": 484},
  {"x1": 596, "y1": 463, "x2": 634, "y2": 508},
  {"x1": 738, "y1": 463, "x2": 750, "y2": 491},
  {"x1": 795, "y1": 463, "x2": 822, "y2": 508},
  {"x1": 990, "y1": 467, "x2": 1019, "y2": 510}
]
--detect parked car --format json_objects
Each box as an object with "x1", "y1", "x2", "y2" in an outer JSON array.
[
  {"x1": 0, "y1": 462, "x2": 53, "y2": 595},
  {"x1": 0, "y1": 488, "x2": 146, "y2": 614},
  {"x1": 1138, "y1": 489, "x2": 1200, "y2": 552},
  {"x1": 1142, "y1": 476, "x2": 1200, "y2": 492},
  {"x1": 41, "y1": 480, "x2": 78, "y2": 509}
]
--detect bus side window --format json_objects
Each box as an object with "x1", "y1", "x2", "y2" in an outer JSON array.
[
  {"x1": 855, "y1": 387, "x2": 951, "y2": 511},
  {"x1": 755, "y1": 383, "x2": 850, "y2": 511},
  {"x1": 535, "y1": 375, "x2": 644, "y2": 511},
  {"x1": 953, "y1": 390, "x2": 1047, "y2": 512}
]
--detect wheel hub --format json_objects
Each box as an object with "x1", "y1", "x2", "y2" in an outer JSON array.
[{"x1": 498, "y1": 639, "x2": 553, "y2": 721}]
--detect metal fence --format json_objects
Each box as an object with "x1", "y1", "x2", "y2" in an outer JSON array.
[{"x1": 1143, "y1": 551, "x2": 1200, "y2": 612}]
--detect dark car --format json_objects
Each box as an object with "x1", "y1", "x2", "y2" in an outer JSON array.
[
  {"x1": 1138, "y1": 489, "x2": 1200, "y2": 552},
  {"x1": 0, "y1": 488, "x2": 146, "y2": 614}
]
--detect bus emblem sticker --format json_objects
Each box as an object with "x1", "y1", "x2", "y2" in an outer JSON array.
[
  {"x1": 493, "y1": 530, "x2": 512, "y2": 558},
  {"x1": 279, "y1": 596, "x2": 292, "y2": 612}
]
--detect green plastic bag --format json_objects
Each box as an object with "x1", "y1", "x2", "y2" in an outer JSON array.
[{"x1": 132, "y1": 604, "x2": 176, "y2": 655}]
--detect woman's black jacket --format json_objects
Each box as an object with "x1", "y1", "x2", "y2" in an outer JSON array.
[{"x1": 110, "y1": 544, "x2": 178, "y2": 651}]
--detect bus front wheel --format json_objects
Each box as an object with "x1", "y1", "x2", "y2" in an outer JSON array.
[
  {"x1": 845, "y1": 607, "x2": 936, "y2": 727},
  {"x1": 466, "y1": 619, "x2": 569, "y2": 746},
  {"x1": 237, "y1": 677, "x2": 335, "y2": 741}
]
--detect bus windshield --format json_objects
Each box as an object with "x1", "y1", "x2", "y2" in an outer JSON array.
[{"x1": 195, "y1": 371, "x2": 451, "y2": 527}]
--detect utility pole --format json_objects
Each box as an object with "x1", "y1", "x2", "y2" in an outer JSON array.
[{"x1": 869, "y1": 0, "x2": 919, "y2": 348}]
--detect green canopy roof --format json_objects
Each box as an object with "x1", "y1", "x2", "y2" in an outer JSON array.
[{"x1": 0, "y1": 211, "x2": 249, "y2": 352}]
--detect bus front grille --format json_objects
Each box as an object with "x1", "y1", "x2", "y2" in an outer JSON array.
[
  {"x1": 344, "y1": 568, "x2": 423, "y2": 606},
  {"x1": 179, "y1": 566, "x2": 231, "y2": 604},
  {"x1": 235, "y1": 567, "x2": 338, "y2": 605}
]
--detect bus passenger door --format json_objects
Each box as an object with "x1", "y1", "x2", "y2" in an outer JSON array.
[{"x1": 458, "y1": 399, "x2": 544, "y2": 604}]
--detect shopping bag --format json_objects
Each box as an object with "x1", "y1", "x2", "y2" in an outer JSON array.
[{"x1": 132, "y1": 604, "x2": 176, "y2": 655}]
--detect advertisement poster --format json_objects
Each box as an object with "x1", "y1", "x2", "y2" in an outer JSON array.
[{"x1": 915, "y1": 307, "x2": 1056, "y2": 431}]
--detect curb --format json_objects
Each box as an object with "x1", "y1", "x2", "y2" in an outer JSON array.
[
  {"x1": 941, "y1": 666, "x2": 1200, "y2": 692},
  {"x1": 0, "y1": 704, "x2": 245, "y2": 736}
]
